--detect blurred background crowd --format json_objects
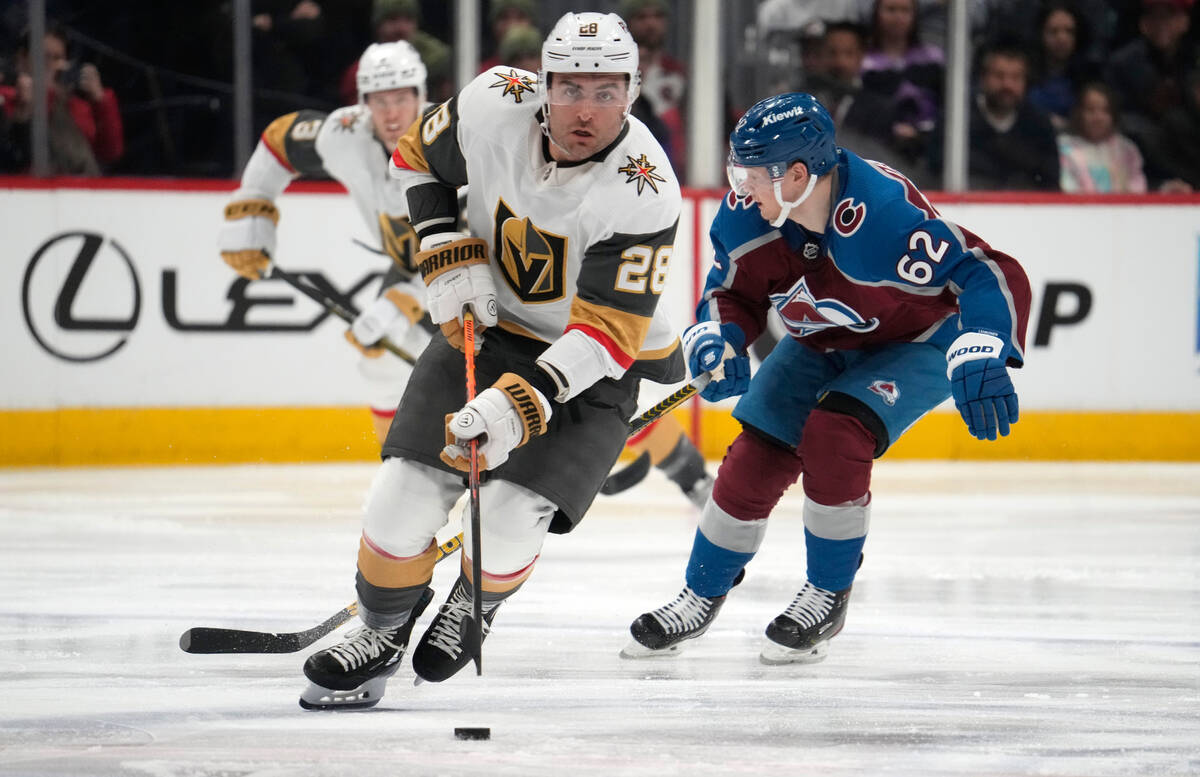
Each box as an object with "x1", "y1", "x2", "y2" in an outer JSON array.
[{"x1": 1, "y1": 0, "x2": 1198, "y2": 192}]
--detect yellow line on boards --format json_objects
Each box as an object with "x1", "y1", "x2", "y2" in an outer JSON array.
[{"x1": 0, "y1": 407, "x2": 1197, "y2": 466}]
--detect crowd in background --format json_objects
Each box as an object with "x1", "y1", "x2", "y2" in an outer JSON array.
[{"x1": 1, "y1": 0, "x2": 1198, "y2": 192}]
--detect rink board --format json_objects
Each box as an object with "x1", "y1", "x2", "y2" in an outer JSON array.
[{"x1": 2, "y1": 179, "x2": 1199, "y2": 464}]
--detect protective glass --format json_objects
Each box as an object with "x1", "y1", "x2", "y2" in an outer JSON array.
[{"x1": 544, "y1": 77, "x2": 629, "y2": 108}]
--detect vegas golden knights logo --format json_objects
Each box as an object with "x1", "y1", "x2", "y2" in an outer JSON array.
[
  {"x1": 493, "y1": 199, "x2": 567, "y2": 303},
  {"x1": 378, "y1": 213, "x2": 419, "y2": 272}
]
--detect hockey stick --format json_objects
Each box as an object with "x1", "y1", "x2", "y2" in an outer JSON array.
[
  {"x1": 461, "y1": 310, "x2": 485, "y2": 676},
  {"x1": 601, "y1": 373, "x2": 715, "y2": 496},
  {"x1": 178, "y1": 533, "x2": 463, "y2": 654},
  {"x1": 267, "y1": 266, "x2": 417, "y2": 365}
]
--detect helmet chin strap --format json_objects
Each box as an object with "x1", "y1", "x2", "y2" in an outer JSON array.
[{"x1": 769, "y1": 173, "x2": 819, "y2": 228}]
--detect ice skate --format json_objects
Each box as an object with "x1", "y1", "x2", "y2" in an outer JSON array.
[
  {"x1": 621, "y1": 585, "x2": 725, "y2": 658},
  {"x1": 299, "y1": 588, "x2": 433, "y2": 710},
  {"x1": 759, "y1": 582, "x2": 851, "y2": 665},
  {"x1": 683, "y1": 474, "x2": 714, "y2": 509},
  {"x1": 410, "y1": 576, "x2": 501, "y2": 684}
]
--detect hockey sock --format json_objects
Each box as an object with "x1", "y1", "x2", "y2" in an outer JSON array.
[
  {"x1": 803, "y1": 529, "x2": 866, "y2": 592},
  {"x1": 685, "y1": 529, "x2": 756, "y2": 598}
]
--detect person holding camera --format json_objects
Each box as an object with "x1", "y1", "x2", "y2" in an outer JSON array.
[{"x1": 0, "y1": 21, "x2": 124, "y2": 174}]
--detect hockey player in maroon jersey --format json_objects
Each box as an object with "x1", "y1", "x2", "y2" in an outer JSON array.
[{"x1": 623, "y1": 92, "x2": 1031, "y2": 664}]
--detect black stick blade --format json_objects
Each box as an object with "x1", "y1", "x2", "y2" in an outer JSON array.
[
  {"x1": 178, "y1": 605, "x2": 354, "y2": 654},
  {"x1": 600, "y1": 451, "x2": 652, "y2": 495},
  {"x1": 461, "y1": 614, "x2": 483, "y2": 675}
]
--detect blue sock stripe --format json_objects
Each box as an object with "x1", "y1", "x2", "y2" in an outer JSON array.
[
  {"x1": 804, "y1": 528, "x2": 865, "y2": 592},
  {"x1": 685, "y1": 529, "x2": 755, "y2": 598}
]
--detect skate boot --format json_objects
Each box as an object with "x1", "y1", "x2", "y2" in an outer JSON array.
[
  {"x1": 759, "y1": 582, "x2": 851, "y2": 665},
  {"x1": 410, "y1": 576, "x2": 502, "y2": 684},
  {"x1": 682, "y1": 474, "x2": 714, "y2": 509},
  {"x1": 299, "y1": 587, "x2": 433, "y2": 710},
  {"x1": 620, "y1": 585, "x2": 725, "y2": 658}
]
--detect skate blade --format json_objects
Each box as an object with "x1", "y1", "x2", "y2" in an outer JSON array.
[
  {"x1": 298, "y1": 677, "x2": 389, "y2": 710},
  {"x1": 758, "y1": 638, "x2": 829, "y2": 665},
  {"x1": 619, "y1": 638, "x2": 685, "y2": 659}
]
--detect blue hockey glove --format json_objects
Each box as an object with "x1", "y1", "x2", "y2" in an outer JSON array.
[
  {"x1": 682, "y1": 321, "x2": 750, "y2": 402},
  {"x1": 947, "y1": 331, "x2": 1019, "y2": 441}
]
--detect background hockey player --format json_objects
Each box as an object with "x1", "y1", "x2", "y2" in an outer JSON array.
[
  {"x1": 218, "y1": 41, "x2": 434, "y2": 445},
  {"x1": 299, "y1": 11, "x2": 685, "y2": 709},
  {"x1": 623, "y1": 92, "x2": 1031, "y2": 665}
]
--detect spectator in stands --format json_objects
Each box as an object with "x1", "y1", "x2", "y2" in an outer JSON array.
[
  {"x1": 1104, "y1": 0, "x2": 1200, "y2": 187},
  {"x1": 1156, "y1": 66, "x2": 1200, "y2": 190},
  {"x1": 1027, "y1": 0, "x2": 1100, "y2": 132},
  {"x1": 813, "y1": 22, "x2": 912, "y2": 166},
  {"x1": 1057, "y1": 81, "x2": 1148, "y2": 192},
  {"x1": 341, "y1": 0, "x2": 452, "y2": 105},
  {"x1": 861, "y1": 0, "x2": 944, "y2": 139},
  {"x1": 622, "y1": 0, "x2": 688, "y2": 181},
  {"x1": 493, "y1": 22, "x2": 541, "y2": 74},
  {"x1": 479, "y1": 0, "x2": 538, "y2": 73},
  {"x1": 0, "y1": 22, "x2": 123, "y2": 174},
  {"x1": 931, "y1": 40, "x2": 1060, "y2": 190}
]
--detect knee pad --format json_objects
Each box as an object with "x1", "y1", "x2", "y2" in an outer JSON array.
[
  {"x1": 363, "y1": 457, "x2": 461, "y2": 557},
  {"x1": 798, "y1": 405, "x2": 876, "y2": 507},
  {"x1": 464, "y1": 479, "x2": 556, "y2": 582},
  {"x1": 711, "y1": 427, "x2": 803, "y2": 521}
]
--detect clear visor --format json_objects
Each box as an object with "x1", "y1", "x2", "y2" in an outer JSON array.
[
  {"x1": 545, "y1": 77, "x2": 630, "y2": 108},
  {"x1": 725, "y1": 156, "x2": 773, "y2": 197}
]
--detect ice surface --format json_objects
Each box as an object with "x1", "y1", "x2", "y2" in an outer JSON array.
[{"x1": 1, "y1": 461, "x2": 1198, "y2": 777}]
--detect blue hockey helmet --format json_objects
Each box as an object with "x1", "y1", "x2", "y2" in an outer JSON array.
[{"x1": 728, "y1": 92, "x2": 837, "y2": 180}]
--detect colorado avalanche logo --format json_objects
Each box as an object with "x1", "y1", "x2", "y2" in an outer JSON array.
[
  {"x1": 868, "y1": 379, "x2": 900, "y2": 406},
  {"x1": 832, "y1": 197, "x2": 867, "y2": 237},
  {"x1": 769, "y1": 276, "x2": 879, "y2": 338}
]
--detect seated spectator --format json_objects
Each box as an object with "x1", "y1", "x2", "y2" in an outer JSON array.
[
  {"x1": 492, "y1": 23, "x2": 541, "y2": 73},
  {"x1": 861, "y1": 0, "x2": 944, "y2": 137},
  {"x1": 1154, "y1": 66, "x2": 1200, "y2": 191},
  {"x1": 340, "y1": 0, "x2": 452, "y2": 105},
  {"x1": 1104, "y1": 0, "x2": 1199, "y2": 186},
  {"x1": 931, "y1": 40, "x2": 1060, "y2": 190},
  {"x1": 0, "y1": 22, "x2": 123, "y2": 174},
  {"x1": 1057, "y1": 82, "x2": 1147, "y2": 192},
  {"x1": 479, "y1": 0, "x2": 538, "y2": 73},
  {"x1": 813, "y1": 22, "x2": 914, "y2": 167},
  {"x1": 1027, "y1": 0, "x2": 1100, "y2": 132},
  {"x1": 622, "y1": 0, "x2": 688, "y2": 181}
]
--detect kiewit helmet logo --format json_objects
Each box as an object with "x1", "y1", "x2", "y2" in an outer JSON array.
[
  {"x1": 761, "y1": 106, "x2": 806, "y2": 126},
  {"x1": 21, "y1": 231, "x2": 142, "y2": 362}
]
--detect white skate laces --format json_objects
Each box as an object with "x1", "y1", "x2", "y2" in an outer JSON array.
[
  {"x1": 326, "y1": 626, "x2": 402, "y2": 672},
  {"x1": 650, "y1": 586, "x2": 718, "y2": 635},
  {"x1": 780, "y1": 582, "x2": 836, "y2": 628},
  {"x1": 425, "y1": 585, "x2": 497, "y2": 659}
]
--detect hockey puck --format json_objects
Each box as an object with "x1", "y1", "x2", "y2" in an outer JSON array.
[{"x1": 454, "y1": 727, "x2": 491, "y2": 740}]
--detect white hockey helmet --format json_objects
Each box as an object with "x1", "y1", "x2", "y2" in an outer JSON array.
[
  {"x1": 356, "y1": 41, "x2": 427, "y2": 103},
  {"x1": 540, "y1": 12, "x2": 641, "y2": 106}
]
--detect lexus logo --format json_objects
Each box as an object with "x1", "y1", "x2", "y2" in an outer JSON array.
[{"x1": 22, "y1": 231, "x2": 142, "y2": 362}]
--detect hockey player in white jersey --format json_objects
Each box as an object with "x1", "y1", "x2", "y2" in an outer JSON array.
[
  {"x1": 299, "y1": 11, "x2": 686, "y2": 709},
  {"x1": 218, "y1": 41, "x2": 434, "y2": 444}
]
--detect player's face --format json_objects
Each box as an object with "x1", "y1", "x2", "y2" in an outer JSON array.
[
  {"x1": 366, "y1": 87, "x2": 421, "y2": 148},
  {"x1": 544, "y1": 73, "x2": 630, "y2": 162},
  {"x1": 728, "y1": 163, "x2": 789, "y2": 222}
]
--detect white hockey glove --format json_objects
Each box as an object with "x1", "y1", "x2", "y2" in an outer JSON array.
[
  {"x1": 416, "y1": 232, "x2": 498, "y2": 352},
  {"x1": 441, "y1": 372, "x2": 551, "y2": 472},
  {"x1": 218, "y1": 199, "x2": 278, "y2": 279},
  {"x1": 344, "y1": 287, "x2": 424, "y2": 359}
]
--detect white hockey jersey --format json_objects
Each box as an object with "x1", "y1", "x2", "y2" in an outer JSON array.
[
  {"x1": 391, "y1": 67, "x2": 684, "y2": 384},
  {"x1": 234, "y1": 104, "x2": 422, "y2": 281}
]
